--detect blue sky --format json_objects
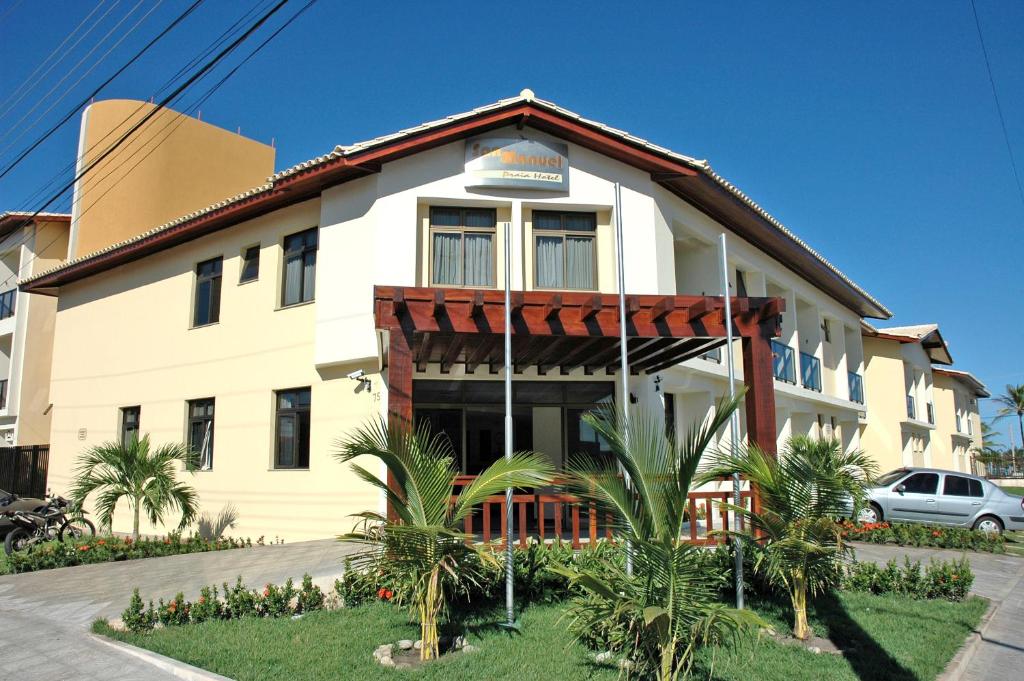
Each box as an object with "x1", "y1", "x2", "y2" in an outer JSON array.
[{"x1": 1, "y1": 1, "x2": 1021, "y2": 440}]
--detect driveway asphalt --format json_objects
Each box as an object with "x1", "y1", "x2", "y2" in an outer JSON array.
[
  {"x1": 0, "y1": 539, "x2": 357, "y2": 681},
  {"x1": 852, "y1": 543, "x2": 1024, "y2": 681}
]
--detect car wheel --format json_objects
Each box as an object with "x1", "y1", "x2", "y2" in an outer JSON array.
[
  {"x1": 858, "y1": 503, "x2": 882, "y2": 524},
  {"x1": 973, "y1": 516, "x2": 1004, "y2": 534}
]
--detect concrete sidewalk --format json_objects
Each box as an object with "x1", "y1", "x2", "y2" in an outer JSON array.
[
  {"x1": 852, "y1": 543, "x2": 1024, "y2": 680},
  {"x1": 0, "y1": 539, "x2": 357, "y2": 681}
]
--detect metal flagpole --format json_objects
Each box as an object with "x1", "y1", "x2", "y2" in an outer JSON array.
[
  {"x1": 718, "y1": 233, "x2": 744, "y2": 610},
  {"x1": 614, "y1": 182, "x2": 633, "y2": 577},
  {"x1": 504, "y1": 220, "x2": 515, "y2": 626}
]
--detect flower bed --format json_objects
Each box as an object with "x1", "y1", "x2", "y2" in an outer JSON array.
[
  {"x1": 5, "y1": 533, "x2": 260, "y2": 574},
  {"x1": 838, "y1": 521, "x2": 1006, "y2": 553},
  {"x1": 842, "y1": 557, "x2": 973, "y2": 601}
]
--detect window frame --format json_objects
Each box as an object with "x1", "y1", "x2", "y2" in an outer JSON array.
[
  {"x1": 192, "y1": 256, "x2": 223, "y2": 328},
  {"x1": 187, "y1": 398, "x2": 215, "y2": 471},
  {"x1": 427, "y1": 206, "x2": 498, "y2": 288},
  {"x1": 532, "y1": 210, "x2": 598, "y2": 291},
  {"x1": 274, "y1": 387, "x2": 311, "y2": 470},
  {"x1": 239, "y1": 244, "x2": 260, "y2": 284},
  {"x1": 120, "y1": 406, "x2": 141, "y2": 446},
  {"x1": 280, "y1": 227, "x2": 318, "y2": 308}
]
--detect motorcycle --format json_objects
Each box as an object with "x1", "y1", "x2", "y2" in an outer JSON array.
[{"x1": 3, "y1": 494, "x2": 96, "y2": 555}]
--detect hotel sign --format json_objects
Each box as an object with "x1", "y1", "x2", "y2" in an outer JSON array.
[{"x1": 464, "y1": 138, "x2": 568, "y2": 191}]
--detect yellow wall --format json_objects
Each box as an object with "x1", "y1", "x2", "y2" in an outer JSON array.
[
  {"x1": 17, "y1": 219, "x2": 69, "y2": 444},
  {"x1": 48, "y1": 199, "x2": 382, "y2": 541},
  {"x1": 860, "y1": 336, "x2": 909, "y2": 472},
  {"x1": 71, "y1": 100, "x2": 275, "y2": 259},
  {"x1": 933, "y1": 373, "x2": 981, "y2": 473}
]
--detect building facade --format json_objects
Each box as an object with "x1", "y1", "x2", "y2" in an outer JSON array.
[{"x1": 23, "y1": 93, "x2": 896, "y2": 540}]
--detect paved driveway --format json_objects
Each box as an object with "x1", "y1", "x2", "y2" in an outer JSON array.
[
  {"x1": 852, "y1": 543, "x2": 1024, "y2": 681},
  {"x1": 0, "y1": 540, "x2": 357, "y2": 681}
]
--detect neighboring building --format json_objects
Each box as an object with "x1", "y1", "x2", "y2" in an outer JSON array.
[
  {"x1": 860, "y1": 323, "x2": 987, "y2": 473},
  {"x1": 22, "y1": 92, "x2": 893, "y2": 541},
  {"x1": 0, "y1": 211, "x2": 71, "y2": 445},
  {"x1": 932, "y1": 368, "x2": 988, "y2": 473}
]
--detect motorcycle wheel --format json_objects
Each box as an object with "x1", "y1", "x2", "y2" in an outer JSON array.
[
  {"x1": 59, "y1": 518, "x2": 97, "y2": 542},
  {"x1": 4, "y1": 527, "x2": 32, "y2": 555}
]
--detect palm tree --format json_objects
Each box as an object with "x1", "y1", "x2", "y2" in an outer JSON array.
[
  {"x1": 69, "y1": 435, "x2": 200, "y2": 539},
  {"x1": 334, "y1": 418, "x2": 555, "y2": 662},
  {"x1": 700, "y1": 436, "x2": 875, "y2": 640},
  {"x1": 554, "y1": 396, "x2": 763, "y2": 680},
  {"x1": 993, "y1": 384, "x2": 1024, "y2": 451}
]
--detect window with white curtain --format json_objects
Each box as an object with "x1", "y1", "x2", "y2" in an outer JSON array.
[
  {"x1": 429, "y1": 207, "x2": 496, "y2": 287},
  {"x1": 533, "y1": 210, "x2": 596, "y2": 290},
  {"x1": 281, "y1": 227, "x2": 318, "y2": 306}
]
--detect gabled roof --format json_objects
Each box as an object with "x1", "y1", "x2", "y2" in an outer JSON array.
[
  {"x1": 865, "y1": 323, "x2": 954, "y2": 365},
  {"x1": 0, "y1": 211, "x2": 71, "y2": 239},
  {"x1": 932, "y1": 367, "x2": 990, "y2": 398},
  {"x1": 18, "y1": 92, "x2": 890, "y2": 318}
]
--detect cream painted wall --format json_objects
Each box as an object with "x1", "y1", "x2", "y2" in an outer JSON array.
[
  {"x1": 860, "y1": 336, "x2": 911, "y2": 472},
  {"x1": 47, "y1": 199, "x2": 383, "y2": 541}
]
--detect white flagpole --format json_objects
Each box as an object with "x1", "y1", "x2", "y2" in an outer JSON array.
[
  {"x1": 614, "y1": 182, "x2": 633, "y2": 577},
  {"x1": 718, "y1": 233, "x2": 744, "y2": 610},
  {"x1": 504, "y1": 220, "x2": 514, "y2": 626}
]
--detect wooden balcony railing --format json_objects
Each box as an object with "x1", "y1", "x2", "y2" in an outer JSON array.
[{"x1": 451, "y1": 476, "x2": 752, "y2": 548}]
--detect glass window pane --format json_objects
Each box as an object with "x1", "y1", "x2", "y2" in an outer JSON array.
[
  {"x1": 565, "y1": 236, "x2": 594, "y2": 289},
  {"x1": 277, "y1": 415, "x2": 295, "y2": 467},
  {"x1": 513, "y1": 382, "x2": 564, "y2": 404},
  {"x1": 533, "y1": 212, "x2": 563, "y2": 230},
  {"x1": 969, "y1": 479, "x2": 983, "y2": 497},
  {"x1": 432, "y1": 232, "x2": 462, "y2": 285},
  {"x1": 283, "y1": 254, "x2": 302, "y2": 306},
  {"x1": 943, "y1": 475, "x2": 970, "y2": 496},
  {"x1": 297, "y1": 411, "x2": 311, "y2": 468},
  {"x1": 415, "y1": 408, "x2": 463, "y2": 460},
  {"x1": 535, "y1": 236, "x2": 564, "y2": 288},
  {"x1": 302, "y1": 251, "x2": 316, "y2": 302},
  {"x1": 903, "y1": 473, "x2": 938, "y2": 494},
  {"x1": 209, "y1": 276, "x2": 221, "y2": 323},
  {"x1": 414, "y1": 380, "x2": 463, "y2": 403},
  {"x1": 431, "y1": 208, "x2": 462, "y2": 227},
  {"x1": 463, "y1": 233, "x2": 493, "y2": 286},
  {"x1": 463, "y1": 381, "x2": 504, "y2": 404},
  {"x1": 240, "y1": 246, "x2": 260, "y2": 282},
  {"x1": 194, "y1": 280, "x2": 211, "y2": 325},
  {"x1": 563, "y1": 213, "x2": 596, "y2": 231},
  {"x1": 564, "y1": 382, "x2": 615, "y2": 404},
  {"x1": 464, "y1": 209, "x2": 496, "y2": 228}
]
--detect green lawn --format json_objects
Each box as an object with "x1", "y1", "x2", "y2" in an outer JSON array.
[
  {"x1": 1000, "y1": 486, "x2": 1024, "y2": 496},
  {"x1": 96, "y1": 593, "x2": 987, "y2": 681}
]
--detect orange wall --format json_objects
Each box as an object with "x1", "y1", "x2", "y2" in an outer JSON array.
[{"x1": 70, "y1": 100, "x2": 275, "y2": 258}]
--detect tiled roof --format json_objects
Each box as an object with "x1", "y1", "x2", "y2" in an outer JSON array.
[{"x1": 19, "y1": 91, "x2": 890, "y2": 319}]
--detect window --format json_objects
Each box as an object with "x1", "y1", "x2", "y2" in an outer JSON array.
[
  {"x1": 120, "y1": 406, "x2": 140, "y2": 445},
  {"x1": 821, "y1": 320, "x2": 831, "y2": 343},
  {"x1": 187, "y1": 399, "x2": 215, "y2": 470},
  {"x1": 193, "y1": 257, "x2": 223, "y2": 327},
  {"x1": 943, "y1": 474, "x2": 973, "y2": 497},
  {"x1": 239, "y1": 245, "x2": 260, "y2": 283},
  {"x1": 735, "y1": 269, "x2": 748, "y2": 297},
  {"x1": 901, "y1": 472, "x2": 938, "y2": 495},
  {"x1": 281, "y1": 228, "x2": 317, "y2": 306},
  {"x1": 533, "y1": 210, "x2": 597, "y2": 290},
  {"x1": 429, "y1": 207, "x2": 496, "y2": 287},
  {"x1": 664, "y1": 393, "x2": 676, "y2": 440},
  {"x1": 275, "y1": 388, "x2": 311, "y2": 469}
]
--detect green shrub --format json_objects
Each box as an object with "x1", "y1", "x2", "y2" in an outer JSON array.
[
  {"x1": 839, "y1": 521, "x2": 1005, "y2": 553},
  {"x1": 6, "y1": 533, "x2": 254, "y2": 574},
  {"x1": 843, "y1": 557, "x2": 973, "y2": 601},
  {"x1": 121, "y1": 588, "x2": 154, "y2": 633},
  {"x1": 261, "y1": 579, "x2": 296, "y2": 618},
  {"x1": 190, "y1": 585, "x2": 223, "y2": 623},
  {"x1": 223, "y1": 576, "x2": 261, "y2": 619},
  {"x1": 296, "y1": 575, "x2": 325, "y2": 614}
]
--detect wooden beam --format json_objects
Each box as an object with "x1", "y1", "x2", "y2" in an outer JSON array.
[
  {"x1": 686, "y1": 296, "x2": 718, "y2": 321},
  {"x1": 650, "y1": 296, "x2": 674, "y2": 321},
  {"x1": 579, "y1": 294, "x2": 602, "y2": 322},
  {"x1": 386, "y1": 328, "x2": 414, "y2": 521},
  {"x1": 543, "y1": 294, "x2": 562, "y2": 320},
  {"x1": 510, "y1": 291, "x2": 525, "y2": 315},
  {"x1": 463, "y1": 335, "x2": 499, "y2": 373},
  {"x1": 629, "y1": 339, "x2": 695, "y2": 373},
  {"x1": 644, "y1": 339, "x2": 721, "y2": 373},
  {"x1": 439, "y1": 335, "x2": 466, "y2": 374},
  {"x1": 392, "y1": 287, "x2": 407, "y2": 315},
  {"x1": 432, "y1": 289, "x2": 445, "y2": 317},
  {"x1": 415, "y1": 332, "x2": 434, "y2": 372},
  {"x1": 535, "y1": 337, "x2": 574, "y2": 375},
  {"x1": 469, "y1": 290, "x2": 485, "y2": 318},
  {"x1": 584, "y1": 340, "x2": 624, "y2": 375},
  {"x1": 557, "y1": 337, "x2": 608, "y2": 374}
]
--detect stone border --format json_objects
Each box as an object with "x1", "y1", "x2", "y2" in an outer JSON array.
[
  {"x1": 91, "y1": 634, "x2": 235, "y2": 681},
  {"x1": 936, "y1": 599, "x2": 999, "y2": 681}
]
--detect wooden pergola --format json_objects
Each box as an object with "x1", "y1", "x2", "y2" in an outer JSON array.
[{"x1": 373, "y1": 285, "x2": 784, "y2": 458}]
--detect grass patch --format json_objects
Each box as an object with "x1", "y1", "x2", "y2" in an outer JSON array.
[
  {"x1": 95, "y1": 593, "x2": 986, "y2": 681},
  {"x1": 1000, "y1": 486, "x2": 1024, "y2": 496}
]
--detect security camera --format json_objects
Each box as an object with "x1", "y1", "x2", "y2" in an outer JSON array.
[{"x1": 347, "y1": 369, "x2": 366, "y2": 381}]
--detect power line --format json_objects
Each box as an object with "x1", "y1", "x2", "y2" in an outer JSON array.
[
  {"x1": 0, "y1": 0, "x2": 206, "y2": 181},
  {"x1": 7, "y1": 0, "x2": 319, "y2": 288},
  {"x1": 970, "y1": 0, "x2": 1024, "y2": 210},
  {"x1": 3, "y1": 0, "x2": 298, "y2": 288}
]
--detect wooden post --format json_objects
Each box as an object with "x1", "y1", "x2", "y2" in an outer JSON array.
[
  {"x1": 386, "y1": 328, "x2": 414, "y2": 521},
  {"x1": 742, "y1": 323, "x2": 779, "y2": 518}
]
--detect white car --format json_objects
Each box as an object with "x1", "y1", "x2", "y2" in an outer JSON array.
[{"x1": 859, "y1": 468, "x2": 1024, "y2": 534}]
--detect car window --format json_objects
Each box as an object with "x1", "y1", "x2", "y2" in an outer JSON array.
[
  {"x1": 943, "y1": 475, "x2": 971, "y2": 497},
  {"x1": 969, "y1": 479, "x2": 984, "y2": 498},
  {"x1": 876, "y1": 469, "x2": 909, "y2": 486},
  {"x1": 901, "y1": 472, "x2": 938, "y2": 494}
]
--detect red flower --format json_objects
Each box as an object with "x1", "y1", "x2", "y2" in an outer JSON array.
[
  {"x1": 198, "y1": 596, "x2": 206, "y2": 604},
  {"x1": 168, "y1": 601, "x2": 177, "y2": 613},
  {"x1": 164, "y1": 539, "x2": 172, "y2": 545},
  {"x1": 97, "y1": 539, "x2": 106, "y2": 546},
  {"x1": 79, "y1": 545, "x2": 90, "y2": 551},
  {"x1": 377, "y1": 587, "x2": 387, "y2": 598},
  {"x1": 385, "y1": 590, "x2": 393, "y2": 600},
  {"x1": 125, "y1": 537, "x2": 133, "y2": 544},
  {"x1": 932, "y1": 531, "x2": 942, "y2": 538},
  {"x1": 263, "y1": 587, "x2": 271, "y2": 598}
]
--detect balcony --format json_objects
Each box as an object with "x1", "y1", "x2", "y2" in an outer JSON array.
[
  {"x1": 906, "y1": 394, "x2": 916, "y2": 420},
  {"x1": 771, "y1": 339, "x2": 796, "y2": 384},
  {"x1": 0, "y1": 289, "x2": 14, "y2": 320},
  {"x1": 800, "y1": 352, "x2": 821, "y2": 392},
  {"x1": 848, "y1": 371, "x2": 864, "y2": 404}
]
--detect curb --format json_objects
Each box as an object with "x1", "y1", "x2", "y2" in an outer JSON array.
[
  {"x1": 936, "y1": 599, "x2": 999, "y2": 681},
  {"x1": 91, "y1": 634, "x2": 235, "y2": 681}
]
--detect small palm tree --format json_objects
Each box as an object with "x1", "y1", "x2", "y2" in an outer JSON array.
[
  {"x1": 555, "y1": 396, "x2": 763, "y2": 680},
  {"x1": 70, "y1": 434, "x2": 200, "y2": 539},
  {"x1": 334, "y1": 418, "x2": 555, "y2": 662},
  {"x1": 701, "y1": 436, "x2": 876, "y2": 640},
  {"x1": 993, "y1": 384, "x2": 1024, "y2": 450}
]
